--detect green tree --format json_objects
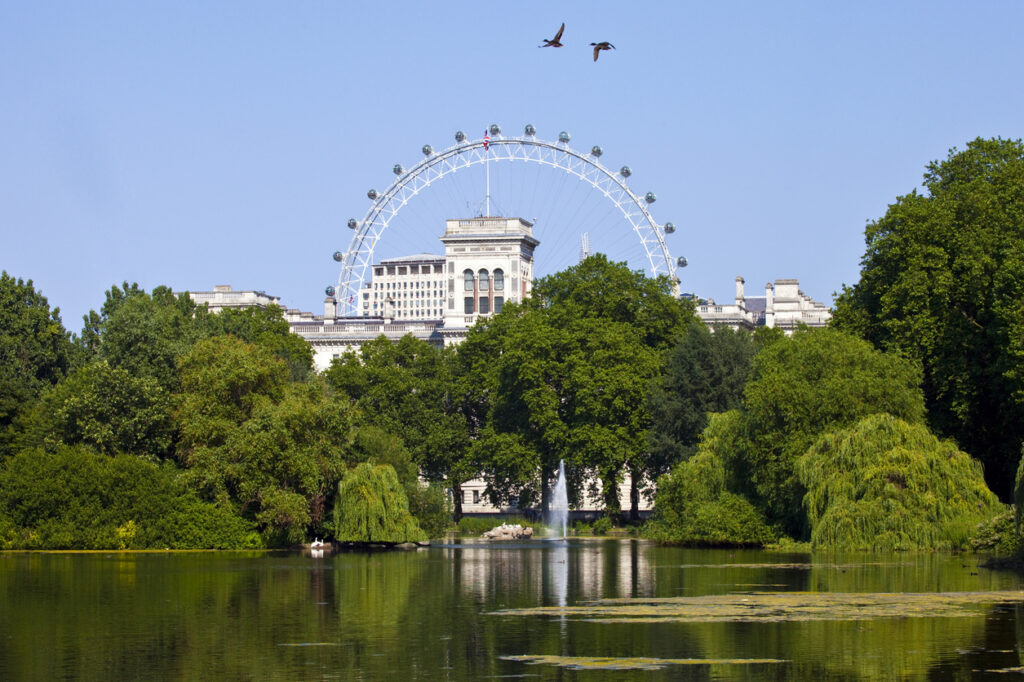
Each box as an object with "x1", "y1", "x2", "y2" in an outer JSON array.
[
  {"x1": 0, "y1": 272, "x2": 75, "y2": 445},
  {"x1": 646, "y1": 412, "x2": 776, "y2": 546},
  {"x1": 833, "y1": 137, "x2": 1024, "y2": 498},
  {"x1": 176, "y1": 336, "x2": 353, "y2": 544},
  {"x1": 737, "y1": 327, "x2": 926, "y2": 537},
  {"x1": 325, "y1": 335, "x2": 471, "y2": 519},
  {"x1": 465, "y1": 255, "x2": 692, "y2": 520},
  {"x1": 82, "y1": 283, "x2": 211, "y2": 393},
  {"x1": 797, "y1": 414, "x2": 1002, "y2": 550},
  {"x1": 647, "y1": 322, "x2": 756, "y2": 470},
  {"x1": 18, "y1": 361, "x2": 173, "y2": 458},
  {"x1": 207, "y1": 304, "x2": 313, "y2": 381},
  {"x1": 331, "y1": 463, "x2": 427, "y2": 544}
]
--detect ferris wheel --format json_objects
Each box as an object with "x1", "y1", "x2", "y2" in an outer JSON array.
[{"x1": 328, "y1": 124, "x2": 686, "y2": 317}]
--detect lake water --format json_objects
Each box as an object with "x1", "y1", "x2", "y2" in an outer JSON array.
[{"x1": 1, "y1": 539, "x2": 1022, "y2": 680}]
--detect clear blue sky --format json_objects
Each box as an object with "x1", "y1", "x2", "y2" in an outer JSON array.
[{"x1": 3, "y1": 2, "x2": 1022, "y2": 330}]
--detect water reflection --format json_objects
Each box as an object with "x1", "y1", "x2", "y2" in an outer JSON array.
[{"x1": 0, "y1": 544, "x2": 1021, "y2": 679}]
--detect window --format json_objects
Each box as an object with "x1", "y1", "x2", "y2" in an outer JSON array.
[
  {"x1": 472, "y1": 490, "x2": 479, "y2": 504},
  {"x1": 479, "y1": 297, "x2": 490, "y2": 314},
  {"x1": 478, "y1": 269, "x2": 489, "y2": 291},
  {"x1": 464, "y1": 297, "x2": 474, "y2": 314},
  {"x1": 464, "y1": 269, "x2": 474, "y2": 291},
  {"x1": 494, "y1": 296, "x2": 504, "y2": 313},
  {"x1": 493, "y1": 268, "x2": 504, "y2": 290}
]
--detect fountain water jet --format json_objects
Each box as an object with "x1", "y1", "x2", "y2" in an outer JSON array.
[{"x1": 549, "y1": 460, "x2": 569, "y2": 539}]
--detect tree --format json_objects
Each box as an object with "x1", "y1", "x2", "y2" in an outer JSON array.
[
  {"x1": 465, "y1": 256, "x2": 691, "y2": 520},
  {"x1": 18, "y1": 361, "x2": 173, "y2": 459},
  {"x1": 797, "y1": 414, "x2": 1002, "y2": 550},
  {"x1": 331, "y1": 463, "x2": 426, "y2": 544},
  {"x1": 207, "y1": 304, "x2": 313, "y2": 381},
  {"x1": 82, "y1": 283, "x2": 210, "y2": 393},
  {"x1": 646, "y1": 412, "x2": 775, "y2": 546},
  {"x1": 647, "y1": 322, "x2": 756, "y2": 471},
  {"x1": 324, "y1": 335, "x2": 471, "y2": 519},
  {"x1": 0, "y1": 272, "x2": 75, "y2": 443},
  {"x1": 833, "y1": 138, "x2": 1024, "y2": 499},
  {"x1": 736, "y1": 327, "x2": 926, "y2": 537},
  {"x1": 176, "y1": 336, "x2": 353, "y2": 544}
]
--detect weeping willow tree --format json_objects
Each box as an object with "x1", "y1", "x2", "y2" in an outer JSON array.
[
  {"x1": 332, "y1": 463, "x2": 426, "y2": 544},
  {"x1": 647, "y1": 411, "x2": 776, "y2": 546},
  {"x1": 798, "y1": 414, "x2": 1003, "y2": 550}
]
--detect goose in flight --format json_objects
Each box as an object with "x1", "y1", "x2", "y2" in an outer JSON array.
[
  {"x1": 590, "y1": 41, "x2": 615, "y2": 61},
  {"x1": 540, "y1": 23, "x2": 565, "y2": 48}
]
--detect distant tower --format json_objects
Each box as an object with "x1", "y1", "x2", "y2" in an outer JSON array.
[{"x1": 579, "y1": 233, "x2": 591, "y2": 263}]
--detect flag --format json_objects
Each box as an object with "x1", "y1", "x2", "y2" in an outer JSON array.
[
  {"x1": 483, "y1": 129, "x2": 489, "y2": 150},
  {"x1": 348, "y1": 295, "x2": 354, "y2": 303}
]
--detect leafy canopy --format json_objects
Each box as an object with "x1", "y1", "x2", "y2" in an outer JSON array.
[
  {"x1": 833, "y1": 137, "x2": 1024, "y2": 498},
  {"x1": 798, "y1": 414, "x2": 1002, "y2": 550}
]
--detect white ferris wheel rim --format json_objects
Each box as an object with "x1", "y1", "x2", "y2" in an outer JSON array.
[{"x1": 333, "y1": 131, "x2": 679, "y2": 316}]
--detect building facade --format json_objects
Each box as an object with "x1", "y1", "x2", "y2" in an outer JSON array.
[
  {"x1": 185, "y1": 284, "x2": 281, "y2": 313},
  {"x1": 695, "y1": 276, "x2": 831, "y2": 332},
  {"x1": 291, "y1": 216, "x2": 539, "y2": 370}
]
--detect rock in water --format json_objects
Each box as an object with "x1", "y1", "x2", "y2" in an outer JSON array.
[{"x1": 481, "y1": 523, "x2": 534, "y2": 541}]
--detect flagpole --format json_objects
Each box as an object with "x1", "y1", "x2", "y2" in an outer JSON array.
[{"x1": 485, "y1": 141, "x2": 490, "y2": 217}]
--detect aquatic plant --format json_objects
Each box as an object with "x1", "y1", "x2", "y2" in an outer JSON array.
[{"x1": 797, "y1": 414, "x2": 1003, "y2": 550}]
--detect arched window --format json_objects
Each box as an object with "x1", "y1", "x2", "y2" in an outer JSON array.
[
  {"x1": 478, "y1": 269, "x2": 489, "y2": 290},
  {"x1": 464, "y1": 269, "x2": 474, "y2": 291},
  {"x1": 493, "y1": 268, "x2": 504, "y2": 290}
]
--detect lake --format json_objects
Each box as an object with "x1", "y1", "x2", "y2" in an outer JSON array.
[{"x1": 1, "y1": 539, "x2": 1022, "y2": 680}]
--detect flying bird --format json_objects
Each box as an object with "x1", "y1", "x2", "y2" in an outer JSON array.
[
  {"x1": 590, "y1": 41, "x2": 615, "y2": 61},
  {"x1": 540, "y1": 23, "x2": 565, "y2": 48}
]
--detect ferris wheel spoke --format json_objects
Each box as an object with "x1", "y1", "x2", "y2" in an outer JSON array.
[{"x1": 335, "y1": 132, "x2": 680, "y2": 316}]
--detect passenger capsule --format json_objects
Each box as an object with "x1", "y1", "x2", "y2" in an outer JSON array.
[
  {"x1": 620, "y1": 166, "x2": 632, "y2": 177},
  {"x1": 663, "y1": 222, "x2": 675, "y2": 234},
  {"x1": 347, "y1": 218, "x2": 358, "y2": 229},
  {"x1": 645, "y1": 192, "x2": 657, "y2": 204},
  {"x1": 489, "y1": 123, "x2": 501, "y2": 136},
  {"x1": 333, "y1": 251, "x2": 343, "y2": 262},
  {"x1": 421, "y1": 144, "x2": 433, "y2": 156},
  {"x1": 591, "y1": 145, "x2": 603, "y2": 157},
  {"x1": 455, "y1": 130, "x2": 466, "y2": 143},
  {"x1": 558, "y1": 131, "x2": 571, "y2": 143},
  {"x1": 524, "y1": 124, "x2": 536, "y2": 136},
  {"x1": 677, "y1": 256, "x2": 688, "y2": 268},
  {"x1": 367, "y1": 189, "x2": 378, "y2": 200},
  {"x1": 393, "y1": 164, "x2": 403, "y2": 175},
  {"x1": 325, "y1": 286, "x2": 336, "y2": 296}
]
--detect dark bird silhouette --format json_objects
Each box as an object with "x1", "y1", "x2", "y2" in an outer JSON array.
[
  {"x1": 540, "y1": 23, "x2": 565, "y2": 48},
  {"x1": 590, "y1": 41, "x2": 615, "y2": 61}
]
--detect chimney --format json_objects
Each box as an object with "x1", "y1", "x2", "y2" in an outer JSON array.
[
  {"x1": 324, "y1": 297, "x2": 337, "y2": 319},
  {"x1": 735, "y1": 276, "x2": 745, "y2": 309},
  {"x1": 765, "y1": 282, "x2": 775, "y2": 328}
]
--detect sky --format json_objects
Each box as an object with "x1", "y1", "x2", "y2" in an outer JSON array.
[{"x1": 3, "y1": 1, "x2": 1023, "y2": 331}]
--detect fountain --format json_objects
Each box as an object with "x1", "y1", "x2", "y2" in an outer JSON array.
[{"x1": 549, "y1": 460, "x2": 569, "y2": 539}]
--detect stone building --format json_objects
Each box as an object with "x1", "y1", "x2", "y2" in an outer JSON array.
[
  {"x1": 290, "y1": 216, "x2": 538, "y2": 370},
  {"x1": 185, "y1": 284, "x2": 281, "y2": 313},
  {"x1": 695, "y1": 276, "x2": 831, "y2": 332}
]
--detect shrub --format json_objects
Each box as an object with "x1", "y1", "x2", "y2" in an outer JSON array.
[
  {"x1": 970, "y1": 510, "x2": 1021, "y2": 556},
  {"x1": 406, "y1": 481, "x2": 452, "y2": 539},
  {"x1": 592, "y1": 516, "x2": 612, "y2": 536},
  {"x1": 0, "y1": 445, "x2": 258, "y2": 549}
]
